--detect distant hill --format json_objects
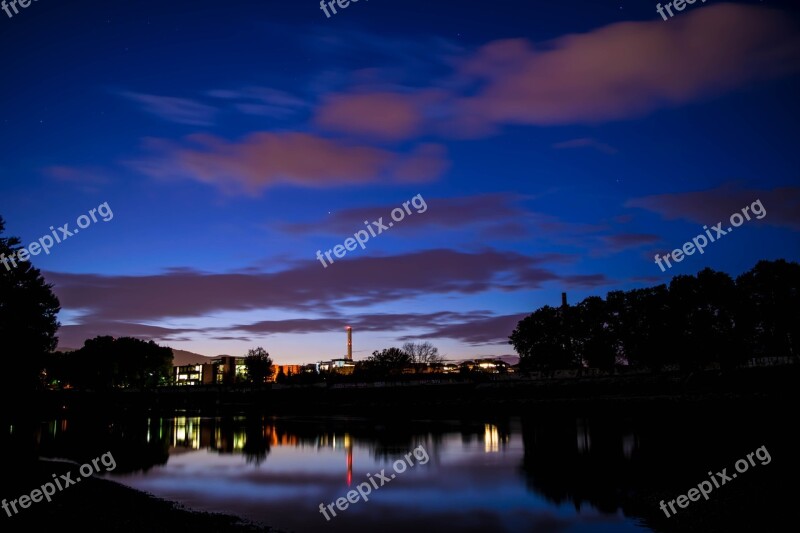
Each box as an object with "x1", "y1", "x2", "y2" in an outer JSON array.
[
  {"x1": 447, "y1": 355, "x2": 520, "y2": 365},
  {"x1": 57, "y1": 346, "x2": 224, "y2": 366},
  {"x1": 171, "y1": 349, "x2": 218, "y2": 366},
  {"x1": 495, "y1": 354, "x2": 520, "y2": 366}
]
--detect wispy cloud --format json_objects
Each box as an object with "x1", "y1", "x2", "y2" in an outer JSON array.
[
  {"x1": 43, "y1": 166, "x2": 111, "y2": 193},
  {"x1": 553, "y1": 138, "x2": 618, "y2": 155},
  {"x1": 598, "y1": 233, "x2": 661, "y2": 253},
  {"x1": 626, "y1": 184, "x2": 800, "y2": 230},
  {"x1": 46, "y1": 248, "x2": 607, "y2": 325},
  {"x1": 121, "y1": 91, "x2": 217, "y2": 126},
  {"x1": 208, "y1": 86, "x2": 309, "y2": 118}
]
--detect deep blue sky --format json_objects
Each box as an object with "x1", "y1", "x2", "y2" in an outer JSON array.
[{"x1": 1, "y1": 0, "x2": 799, "y2": 362}]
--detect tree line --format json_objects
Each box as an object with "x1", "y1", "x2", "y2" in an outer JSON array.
[
  {"x1": 354, "y1": 341, "x2": 443, "y2": 379},
  {"x1": 508, "y1": 259, "x2": 799, "y2": 372}
]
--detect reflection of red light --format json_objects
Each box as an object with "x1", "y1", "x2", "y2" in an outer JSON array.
[{"x1": 347, "y1": 447, "x2": 353, "y2": 486}]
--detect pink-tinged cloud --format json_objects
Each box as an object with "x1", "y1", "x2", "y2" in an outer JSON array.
[
  {"x1": 626, "y1": 185, "x2": 800, "y2": 230},
  {"x1": 43, "y1": 166, "x2": 111, "y2": 194},
  {"x1": 231, "y1": 311, "x2": 494, "y2": 336},
  {"x1": 57, "y1": 322, "x2": 197, "y2": 350},
  {"x1": 43, "y1": 166, "x2": 110, "y2": 185},
  {"x1": 57, "y1": 310, "x2": 528, "y2": 350},
  {"x1": 456, "y1": 4, "x2": 800, "y2": 127},
  {"x1": 45, "y1": 249, "x2": 609, "y2": 341},
  {"x1": 408, "y1": 313, "x2": 529, "y2": 345},
  {"x1": 133, "y1": 132, "x2": 449, "y2": 195},
  {"x1": 391, "y1": 143, "x2": 450, "y2": 182},
  {"x1": 315, "y1": 92, "x2": 424, "y2": 141}
]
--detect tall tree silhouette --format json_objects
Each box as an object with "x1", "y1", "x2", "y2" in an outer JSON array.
[
  {"x1": 57, "y1": 336, "x2": 173, "y2": 389},
  {"x1": 509, "y1": 305, "x2": 577, "y2": 371},
  {"x1": 736, "y1": 259, "x2": 800, "y2": 361},
  {"x1": 573, "y1": 296, "x2": 617, "y2": 371},
  {"x1": 244, "y1": 346, "x2": 273, "y2": 384},
  {"x1": 0, "y1": 216, "x2": 61, "y2": 391},
  {"x1": 669, "y1": 269, "x2": 737, "y2": 370},
  {"x1": 510, "y1": 260, "x2": 799, "y2": 371},
  {"x1": 359, "y1": 347, "x2": 412, "y2": 377},
  {"x1": 402, "y1": 341, "x2": 443, "y2": 371}
]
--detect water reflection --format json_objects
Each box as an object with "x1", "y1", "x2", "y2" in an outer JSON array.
[
  {"x1": 483, "y1": 423, "x2": 509, "y2": 453},
  {"x1": 4, "y1": 410, "x2": 793, "y2": 532}
]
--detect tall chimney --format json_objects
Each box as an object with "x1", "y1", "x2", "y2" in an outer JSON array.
[
  {"x1": 561, "y1": 292, "x2": 567, "y2": 309},
  {"x1": 346, "y1": 326, "x2": 352, "y2": 360}
]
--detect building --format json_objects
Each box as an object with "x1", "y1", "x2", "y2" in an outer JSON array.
[
  {"x1": 172, "y1": 356, "x2": 247, "y2": 385},
  {"x1": 313, "y1": 326, "x2": 357, "y2": 375},
  {"x1": 459, "y1": 358, "x2": 514, "y2": 374},
  {"x1": 172, "y1": 326, "x2": 357, "y2": 385},
  {"x1": 173, "y1": 364, "x2": 206, "y2": 386},
  {"x1": 270, "y1": 364, "x2": 304, "y2": 382},
  {"x1": 214, "y1": 356, "x2": 248, "y2": 384}
]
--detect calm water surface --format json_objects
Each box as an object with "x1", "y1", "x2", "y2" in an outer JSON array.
[{"x1": 37, "y1": 415, "x2": 653, "y2": 532}]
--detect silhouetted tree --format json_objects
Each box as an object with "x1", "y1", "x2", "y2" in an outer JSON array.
[
  {"x1": 613, "y1": 285, "x2": 672, "y2": 369},
  {"x1": 402, "y1": 341, "x2": 443, "y2": 372},
  {"x1": 364, "y1": 347, "x2": 411, "y2": 375},
  {"x1": 510, "y1": 259, "x2": 800, "y2": 372},
  {"x1": 244, "y1": 347, "x2": 273, "y2": 384},
  {"x1": 669, "y1": 269, "x2": 737, "y2": 370},
  {"x1": 58, "y1": 336, "x2": 173, "y2": 389},
  {"x1": 0, "y1": 216, "x2": 61, "y2": 391},
  {"x1": 509, "y1": 305, "x2": 578, "y2": 371},
  {"x1": 736, "y1": 259, "x2": 800, "y2": 361},
  {"x1": 242, "y1": 416, "x2": 271, "y2": 466},
  {"x1": 572, "y1": 296, "x2": 617, "y2": 371}
]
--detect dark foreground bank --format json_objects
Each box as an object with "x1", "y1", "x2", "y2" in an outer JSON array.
[{"x1": 0, "y1": 459, "x2": 276, "y2": 533}]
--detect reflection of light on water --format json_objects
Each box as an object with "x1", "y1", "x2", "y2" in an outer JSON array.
[
  {"x1": 346, "y1": 433, "x2": 353, "y2": 486},
  {"x1": 234, "y1": 430, "x2": 246, "y2": 451},
  {"x1": 623, "y1": 432, "x2": 635, "y2": 459},
  {"x1": 145, "y1": 418, "x2": 163, "y2": 445},
  {"x1": 576, "y1": 419, "x2": 591, "y2": 453},
  {"x1": 174, "y1": 417, "x2": 201, "y2": 449},
  {"x1": 484, "y1": 424, "x2": 499, "y2": 453}
]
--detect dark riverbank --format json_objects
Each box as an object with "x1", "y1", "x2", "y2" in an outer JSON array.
[
  {"x1": 0, "y1": 459, "x2": 276, "y2": 533},
  {"x1": 1, "y1": 370, "x2": 796, "y2": 533},
  {"x1": 2, "y1": 365, "x2": 795, "y2": 532},
  {"x1": 9, "y1": 364, "x2": 798, "y2": 419}
]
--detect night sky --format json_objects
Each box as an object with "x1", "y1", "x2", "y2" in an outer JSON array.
[{"x1": 1, "y1": 0, "x2": 799, "y2": 363}]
